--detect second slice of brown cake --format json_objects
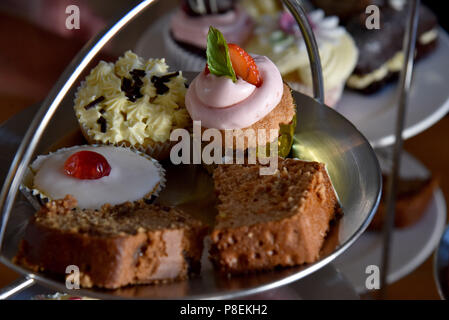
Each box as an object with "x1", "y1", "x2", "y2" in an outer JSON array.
[{"x1": 210, "y1": 158, "x2": 340, "y2": 274}]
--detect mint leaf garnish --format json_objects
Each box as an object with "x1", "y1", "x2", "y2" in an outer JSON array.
[{"x1": 206, "y1": 26, "x2": 237, "y2": 82}]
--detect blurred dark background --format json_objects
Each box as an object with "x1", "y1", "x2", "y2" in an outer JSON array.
[
  {"x1": 423, "y1": 0, "x2": 449, "y2": 31},
  {"x1": 0, "y1": 0, "x2": 446, "y2": 122}
]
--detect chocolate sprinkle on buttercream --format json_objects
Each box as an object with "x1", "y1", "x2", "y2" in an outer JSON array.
[
  {"x1": 97, "y1": 116, "x2": 107, "y2": 133},
  {"x1": 159, "y1": 71, "x2": 180, "y2": 82},
  {"x1": 152, "y1": 81, "x2": 169, "y2": 95},
  {"x1": 121, "y1": 69, "x2": 146, "y2": 102},
  {"x1": 151, "y1": 71, "x2": 180, "y2": 95},
  {"x1": 84, "y1": 96, "x2": 105, "y2": 110},
  {"x1": 130, "y1": 69, "x2": 146, "y2": 78},
  {"x1": 133, "y1": 76, "x2": 143, "y2": 87},
  {"x1": 121, "y1": 77, "x2": 132, "y2": 92}
]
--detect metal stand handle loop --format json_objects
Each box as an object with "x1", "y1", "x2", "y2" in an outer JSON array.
[{"x1": 282, "y1": 0, "x2": 325, "y2": 104}]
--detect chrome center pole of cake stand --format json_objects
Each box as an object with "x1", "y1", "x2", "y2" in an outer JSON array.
[
  {"x1": 282, "y1": 0, "x2": 325, "y2": 104},
  {"x1": 380, "y1": 0, "x2": 420, "y2": 298}
]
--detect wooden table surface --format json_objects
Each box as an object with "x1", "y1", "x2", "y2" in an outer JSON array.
[{"x1": 0, "y1": 11, "x2": 448, "y2": 300}]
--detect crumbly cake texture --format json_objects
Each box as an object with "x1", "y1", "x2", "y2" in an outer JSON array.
[
  {"x1": 210, "y1": 158, "x2": 340, "y2": 274},
  {"x1": 214, "y1": 83, "x2": 296, "y2": 149},
  {"x1": 74, "y1": 51, "x2": 191, "y2": 159},
  {"x1": 14, "y1": 196, "x2": 208, "y2": 289}
]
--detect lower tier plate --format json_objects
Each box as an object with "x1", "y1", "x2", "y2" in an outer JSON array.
[
  {"x1": 0, "y1": 73, "x2": 381, "y2": 299},
  {"x1": 334, "y1": 151, "x2": 446, "y2": 292}
]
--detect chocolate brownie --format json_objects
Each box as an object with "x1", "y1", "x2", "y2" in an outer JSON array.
[{"x1": 345, "y1": 5, "x2": 438, "y2": 93}]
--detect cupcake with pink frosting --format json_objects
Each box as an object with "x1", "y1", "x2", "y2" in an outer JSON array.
[
  {"x1": 165, "y1": 0, "x2": 254, "y2": 72},
  {"x1": 185, "y1": 27, "x2": 296, "y2": 156}
]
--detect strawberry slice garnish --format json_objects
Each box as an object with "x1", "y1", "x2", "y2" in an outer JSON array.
[{"x1": 228, "y1": 43, "x2": 263, "y2": 87}]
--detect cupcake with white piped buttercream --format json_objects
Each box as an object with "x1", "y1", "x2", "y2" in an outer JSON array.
[{"x1": 74, "y1": 51, "x2": 191, "y2": 160}]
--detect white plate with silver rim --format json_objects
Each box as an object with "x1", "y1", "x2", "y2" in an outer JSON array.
[{"x1": 0, "y1": 82, "x2": 382, "y2": 299}]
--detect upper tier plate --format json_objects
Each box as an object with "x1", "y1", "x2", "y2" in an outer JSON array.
[{"x1": 136, "y1": 16, "x2": 449, "y2": 148}]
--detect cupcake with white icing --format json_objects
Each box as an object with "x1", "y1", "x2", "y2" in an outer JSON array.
[
  {"x1": 185, "y1": 27, "x2": 296, "y2": 156},
  {"x1": 74, "y1": 51, "x2": 191, "y2": 160},
  {"x1": 246, "y1": 9, "x2": 358, "y2": 107},
  {"x1": 22, "y1": 145, "x2": 165, "y2": 210}
]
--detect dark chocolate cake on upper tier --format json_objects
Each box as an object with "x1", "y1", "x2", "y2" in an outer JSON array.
[{"x1": 345, "y1": 5, "x2": 438, "y2": 93}]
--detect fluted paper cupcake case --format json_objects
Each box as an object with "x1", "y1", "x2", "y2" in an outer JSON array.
[
  {"x1": 20, "y1": 145, "x2": 166, "y2": 211},
  {"x1": 78, "y1": 122, "x2": 175, "y2": 161},
  {"x1": 74, "y1": 76, "x2": 179, "y2": 161}
]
